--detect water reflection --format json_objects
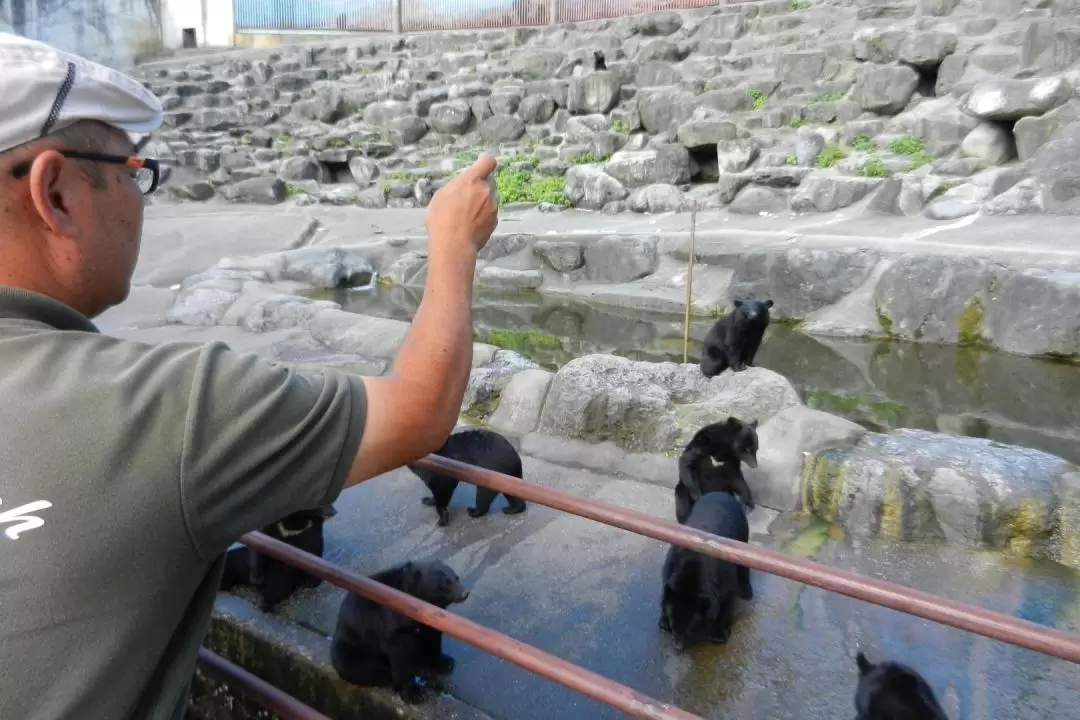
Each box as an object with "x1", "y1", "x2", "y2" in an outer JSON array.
[{"x1": 316, "y1": 285, "x2": 1080, "y2": 465}]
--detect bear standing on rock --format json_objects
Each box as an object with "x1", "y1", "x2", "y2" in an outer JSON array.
[
  {"x1": 219, "y1": 504, "x2": 337, "y2": 612},
  {"x1": 659, "y1": 491, "x2": 753, "y2": 649},
  {"x1": 700, "y1": 298, "x2": 774, "y2": 378},
  {"x1": 409, "y1": 428, "x2": 528, "y2": 527},
  {"x1": 674, "y1": 417, "x2": 759, "y2": 523},
  {"x1": 330, "y1": 560, "x2": 471, "y2": 704},
  {"x1": 853, "y1": 651, "x2": 949, "y2": 719}
]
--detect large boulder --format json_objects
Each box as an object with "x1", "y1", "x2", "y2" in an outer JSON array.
[
  {"x1": 463, "y1": 350, "x2": 540, "y2": 417},
  {"x1": 536, "y1": 355, "x2": 801, "y2": 454},
  {"x1": 802, "y1": 429, "x2": 1079, "y2": 568}
]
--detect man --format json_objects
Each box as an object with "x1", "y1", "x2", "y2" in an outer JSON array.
[{"x1": 0, "y1": 33, "x2": 499, "y2": 719}]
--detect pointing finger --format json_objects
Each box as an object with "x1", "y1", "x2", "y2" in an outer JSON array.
[{"x1": 465, "y1": 152, "x2": 498, "y2": 180}]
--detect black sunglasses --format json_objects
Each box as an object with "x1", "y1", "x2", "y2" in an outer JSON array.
[{"x1": 10, "y1": 150, "x2": 162, "y2": 196}]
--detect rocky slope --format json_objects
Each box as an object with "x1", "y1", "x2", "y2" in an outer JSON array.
[{"x1": 136, "y1": 0, "x2": 1080, "y2": 217}]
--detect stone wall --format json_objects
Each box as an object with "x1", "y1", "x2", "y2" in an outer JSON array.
[{"x1": 136, "y1": 0, "x2": 1080, "y2": 217}]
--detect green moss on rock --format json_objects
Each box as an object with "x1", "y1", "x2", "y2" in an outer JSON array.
[
  {"x1": 957, "y1": 296, "x2": 987, "y2": 346},
  {"x1": 874, "y1": 303, "x2": 894, "y2": 338}
]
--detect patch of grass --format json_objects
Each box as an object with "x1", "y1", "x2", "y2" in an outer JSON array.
[
  {"x1": 454, "y1": 150, "x2": 479, "y2": 165},
  {"x1": 789, "y1": 0, "x2": 811, "y2": 9},
  {"x1": 790, "y1": 116, "x2": 806, "y2": 129},
  {"x1": 850, "y1": 134, "x2": 877, "y2": 152},
  {"x1": 748, "y1": 87, "x2": 767, "y2": 110},
  {"x1": 814, "y1": 142, "x2": 848, "y2": 169},
  {"x1": 856, "y1": 157, "x2": 889, "y2": 177},
  {"x1": 275, "y1": 135, "x2": 293, "y2": 149},
  {"x1": 494, "y1": 168, "x2": 570, "y2": 206},
  {"x1": 480, "y1": 329, "x2": 562, "y2": 352},
  {"x1": 386, "y1": 171, "x2": 414, "y2": 180},
  {"x1": 568, "y1": 151, "x2": 611, "y2": 165},
  {"x1": 906, "y1": 151, "x2": 934, "y2": 171},
  {"x1": 886, "y1": 134, "x2": 925, "y2": 156},
  {"x1": 504, "y1": 152, "x2": 542, "y2": 167},
  {"x1": 786, "y1": 153, "x2": 799, "y2": 166},
  {"x1": 808, "y1": 91, "x2": 844, "y2": 103},
  {"x1": 611, "y1": 118, "x2": 630, "y2": 133},
  {"x1": 284, "y1": 182, "x2": 306, "y2": 197},
  {"x1": 327, "y1": 138, "x2": 351, "y2": 149},
  {"x1": 237, "y1": 134, "x2": 252, "y2": 146}
]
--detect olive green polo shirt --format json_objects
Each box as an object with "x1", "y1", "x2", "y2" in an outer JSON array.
[{"x1": 0, "y1": 287, "x2": 368, "y2": 720}]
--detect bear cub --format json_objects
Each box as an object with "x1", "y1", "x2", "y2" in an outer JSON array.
[
  {"x1": 659, "y1": 491, "x2": 753, "y2": 650},
  {"x1": 331, "y1": 560, "x2": 470, "y2": 704},
  {"x1": 409, "y1": 428, "x2": 527, "y2": 527},
  {"x1": 700, "y1": 298, "x2": 773, "y2": 378},
  {"x1": 854, "y1": 652, "x2": 949, "y2": 720},
  {"x1": 220, "y1": 504, "x2": 336, "y2": 612},
  {"x1": 675, "y1": 417, "x2": 759, "y2": 524}
]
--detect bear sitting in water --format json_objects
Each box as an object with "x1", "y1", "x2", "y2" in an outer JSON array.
[
  {"x1": 674, "y1": 417, "x2": 759, "y2": 523},
  {"x1": 408, "y1": 428, "x2": 527, "y2": 527},
  {"x1": 219, "y1": 504, "x2": 336, "y2": 612},
  {"x1": 854, "y1": 651, "x2": 949, "y2": 719},
  {"x1": 659, "y1": 491, "x2": 753, "y2": 649},
  {"x1": 330, "y1": 560, "x2": 470, "y2": 704},
  {"x1": 700, "y1": 298, "x2": 773, "y2": 378}
]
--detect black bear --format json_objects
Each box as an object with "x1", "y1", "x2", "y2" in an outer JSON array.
[
  {"x1": 700, "y1": 298, "x2": 774, "y2": 378},
  {"x1": 674, "y1": 417, "x2": 759, "y2": 523},
  {"x1": 659, "y1": 491, "x2": 753, "y2": 650},
  {"x1": 219, "y1": 504, "x2": 336, "y2": 612},
  {"x1": 408, "y1": 428, "x2": 527, "y2": 527},
  {"x1": 330, "y1": 560, "x2": 471, "y2": 704},
  {"x1": 593, "y1": 50, "x2": 607, "y2": 71},
  {"x1": 854, "y1": 652, "x2": 949, "y2": 720}
]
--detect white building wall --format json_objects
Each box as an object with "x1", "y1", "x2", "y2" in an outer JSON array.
[{"x1": 3, "y1": 0, "x2": 234, "y2": 68}]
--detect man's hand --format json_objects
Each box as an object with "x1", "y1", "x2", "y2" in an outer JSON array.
[{"x1": 425, "y1": 153, "x2": 499, "y2": 255}]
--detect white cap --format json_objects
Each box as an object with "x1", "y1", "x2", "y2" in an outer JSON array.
[{"x1": 0, "y1": 32, "x2": 163, "y2": 155}]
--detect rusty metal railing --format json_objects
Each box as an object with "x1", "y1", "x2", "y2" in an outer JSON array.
[
  {"x1": 411, "y1": 455, "x2": 1080, "y2": 665},
  {"x1": 240, "y1": 530, "x2": 703, "y2": 720},
  {"x1": 196, "y1": 647, "x2": 331, "y2": 720}
]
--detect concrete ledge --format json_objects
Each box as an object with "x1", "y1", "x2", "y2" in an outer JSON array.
[{"x1": 195, "y1": 594, "x2": 494, "y2": 720}]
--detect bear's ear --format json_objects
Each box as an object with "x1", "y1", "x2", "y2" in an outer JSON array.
[
  {"x1": 726, "y1": 416, "x2": 741, "y2": 427},
  {"x1": 856, "y1": 652, "x2": 873, "y2": 675},
  {"x1": 748, "y1": 419, "x2": 758, "y2": 430},
  {"x1": 733, "y1": 299, "x2": 743, "y2": 307},
  {"x1": 764, "y1": 299, "x2": 774, "y2": 308}
]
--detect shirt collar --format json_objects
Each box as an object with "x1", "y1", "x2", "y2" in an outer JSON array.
[{"x1": 0, "y1": 286, "x2": 100, "y2": 333}]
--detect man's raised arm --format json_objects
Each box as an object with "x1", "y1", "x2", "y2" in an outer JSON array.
[{"x1": 343, "y1": 153, "x2": 500, "y2": 485}]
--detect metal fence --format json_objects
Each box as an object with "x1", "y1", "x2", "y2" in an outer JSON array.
[
  {"x1": 233, "y1": 0, "x2": 397, "y2": 33},
  {"x1": 231, "y1": 0, "x2": 736, "y2": 34},
  {"x1": 207, "y1": 452, "x2": 1080, "y2": 719}
]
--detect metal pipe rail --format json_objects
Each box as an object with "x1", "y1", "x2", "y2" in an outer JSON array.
[
  {"x1": 412, "y1": 455, "x2": 1080, "y2": 665},
  {"x1": 240, "y1": 530, "x2": 703, "y2": 720},
  {"x1": 196, "y1": 647, "x2": 331, "y2": 720}
]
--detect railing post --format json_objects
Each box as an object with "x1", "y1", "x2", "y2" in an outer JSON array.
[
  {"x1": 548, "y1": 0, "x2": 558, "y2": 25},
  {"x1": 393, "y1": 0, "x2": 403, "y2": 34}
]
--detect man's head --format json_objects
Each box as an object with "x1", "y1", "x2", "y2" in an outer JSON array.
[{"x1": 0, "y1": 32, "x2": 163, "y2": 318}]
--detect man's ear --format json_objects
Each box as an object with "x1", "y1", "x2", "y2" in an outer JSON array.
[{"x1": 27, "y1": 151, "x2": 80, "y2": 239}]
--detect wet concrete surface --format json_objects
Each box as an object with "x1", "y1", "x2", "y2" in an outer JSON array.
[{"x1": 237, "y1": 452, "x2": 1080, "y2": 720}]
